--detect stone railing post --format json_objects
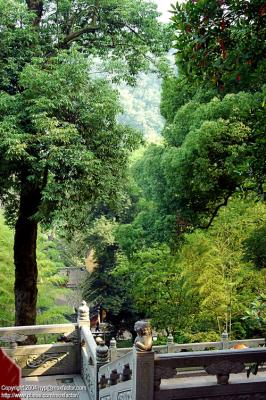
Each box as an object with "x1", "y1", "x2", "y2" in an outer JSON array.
[
  {"x1": 96, "y1": 339, "x2": 109, "y2": 399},
  {"x1": 167, "y1": 334, "x2": 175, "y2": 353},
  {"x1": 96, "y1": 339, "x2": 109, "y2": 365},
  {"x1": 77, "y1": 300, "x2": 90, "y2": 328},
  {"x1": 133, "y1": 349, "x2": 154, "y2": 400},
  {"x1": 221, "y1": 330, "x2": 229, "y2": 350},
  {"x1": 109, "y1": 337, "x2": 118, "y2": 362},
  {"x1": 132, "y1": 320, "x2": 154, "y2": 400}
]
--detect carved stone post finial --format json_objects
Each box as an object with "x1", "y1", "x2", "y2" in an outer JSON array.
[
  {"x1": 110, "y1": 337, "x2": 117, "y2": 348},
  {"x1": 96, "y1": 340, "x2": 109, "y2": 364},
  {"x1": 77, "y1": 300, "x2": 90, "y2": 327},
  {"x1": 109, "y1": 337, "x2": 118, "y2": 361},
  {"x1": 134, "y1": 320, "x2": 152, "y2": 352},
  {"x1": 99, "y1": 374, "x2": 108, "y2": 389},
  {"x1": 167, "y1": 334, "x2": 174, "y2": 344},
  {"x1": 109, "y1": 369, "x2": 120, "y2": 386},
  {"x1": 221, "y1": 330, "x2": 229, "y2": 350},
  {"x1": 122, "y1": 363, "x2": 132, "y2": 381},
  {"x1": 167, "y1": 333, "x2": 175, "y2": 353}
]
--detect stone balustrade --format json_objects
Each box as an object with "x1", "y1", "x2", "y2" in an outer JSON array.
[
  {"x1": 99, "y1": 350, "x2": 134, "y2": 388},
  {"x1": 111, "y1": 337, "x2": 265, "y2": 360},
  {"x1": 98, "y1": 349, "x2": 155, "y2": 400},
  {"x1": 154, "y1": 347, "x2": 266, "y2": 400},
  {"x1": 0, "y1": 323, "x2": 79, "y2": 377},
  {"x1": 0, "y1": 303, "x2": 265, "y2": 400}
]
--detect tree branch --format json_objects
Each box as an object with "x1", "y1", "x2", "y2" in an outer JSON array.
[
  {"x1": 61, "y1": 25, "x2": 99, "y2": 47},
  {"x1": 123, "y1": 23, "x2": 148, "y2": 44},
  {"x1": 59, "y1": 0, "x2": 100, "y2": 48},
  {"x1": 199, "y1": 192, "x2": 232, "y2": 229}
]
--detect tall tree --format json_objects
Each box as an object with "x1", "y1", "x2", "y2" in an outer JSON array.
[
  {"x1": 171, "y1": 0, "x2": 266, "y2": 92},
  {"x1": 134, "y1": 0, "x2": 266, "y2": 232},
  {"x1": 0, "y1": 0, "x2": 168, "y2": 327}
]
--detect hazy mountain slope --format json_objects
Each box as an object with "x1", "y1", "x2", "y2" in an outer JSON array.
[{"x1": 117, "y1": 73, "x2": 164, "y2": 142}]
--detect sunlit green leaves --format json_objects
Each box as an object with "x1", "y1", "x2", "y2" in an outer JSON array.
[{"x1": 135, "y1": 90, "x2": 265, "y2": 227}]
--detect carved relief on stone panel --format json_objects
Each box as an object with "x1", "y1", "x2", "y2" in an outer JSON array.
[
  {"x1": 117, "y1": 390, "x2": 132, "y2": 400},
  {"x1": 204, "y1": 360, "x2": 246, "y2": 384},
  {"x1": 99, "y1": 396, "x2": 111, "y2": 400},
  {"x1": 204, "y1": 360, "x2": 245, "y2": 375},
  {"x1": 25, "y1": 352, "x2": 68, "y2": 368},
  {"x1": 81, "y1": 362, "x2": 95, "y2": 400}
]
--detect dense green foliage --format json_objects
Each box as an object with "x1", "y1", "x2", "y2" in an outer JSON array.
[
  {"x1": 171, "y1": 0, "x2": 266, "y2": 92},
  {"x1": 83, "y1": 0, "x2": 265, "y2": 341},
  {"x1": 0, "y1": 0, "x2": 264, "y2": 342},
  {"x1": 0, "y1": 0, "x2": 169, "y2": 325},
  {"x1": 0, "y1": 212, "x2": 72, "y2": 326},
  {"x1": 112, "y1": 192, "x2": 266, "y2": 337},
  {"x1": 138, "y1": 90, "x2": 266, "y2": 228}
]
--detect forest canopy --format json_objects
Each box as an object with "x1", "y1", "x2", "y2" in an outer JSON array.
[
  {"x1": 83, "y1": 0, "x2": 266, "y2": 340},
  {"x1": 0, "y1": 0, "x2": 265, "y2": 342},
  {"x1": 0, "y1": 0, "x2": 169, "y2": 328}
]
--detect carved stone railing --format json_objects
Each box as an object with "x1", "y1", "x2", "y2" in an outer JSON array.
[
  {"x1": 78, "y1": 300, "x2": 98, "y2": 400},
  {"x1": 80, "y1": 330, "x2": 97, "y2": 400},
  {"x1": 0, "y1": 323, "x2": 79, "y2": 377},
  {"x1": 0, "y1": 301, "x2": 107, "y2": 399},
  {"x1": 1, "y1": 310, "x2": 265, "y2": 400},
  {"x1": 98, "y1": 350, "x2": 134, "y2": 399},
  {"x1": 154, "y1": 347, "x2": 266, "y2": 400},
  {"x1": 98, "y1": 349, "x2": 155, "y2": 400},
  {"x1": 111, "y1": 337, "x2": 265, "y2": 360},
  {"x1": 98, "y1": 320, "x2": 156, "y2": 400}
]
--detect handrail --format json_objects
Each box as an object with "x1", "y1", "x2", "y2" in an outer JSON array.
[
  {"x1": 155, "y1": 347, "x2": 266, "y2": 367},
  {"x1": 115, "y1": 337, "x2": 265, "y2": 357},
  {"x1": 0, "y1": 323, "x2": 78, "y2": 336},
  {"x1": 154, "y1": 347, "x2": 266, "y2": 390},
  {"x1": 80, "y1": 325, "x2": 97, "y2": 362}
]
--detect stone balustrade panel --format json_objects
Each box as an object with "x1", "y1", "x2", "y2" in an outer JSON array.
[
  {"x1": 99, "y1": 351, "x2": 134, "y2": 400},
  {"x1": 154, "y1": 347, "x2": 266, "y2": 400},
  {"x1": 1, "y1": 324, "x2": 80, "y2": 377},
  {"x1": 5, "y1": 342, "x2": 79, "y2": 377}
]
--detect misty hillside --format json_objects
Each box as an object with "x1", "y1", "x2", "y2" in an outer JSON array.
[{"x1": 117, "y1": 72, "x2": 164, "y2": 142}]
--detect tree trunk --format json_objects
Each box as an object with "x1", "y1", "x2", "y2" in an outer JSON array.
[
  {"x1": 26, "y1": 0, "x2": 43, "y2": 26},
  {"x1": 14, "y1": 2, "x2": 43, "y2": 333},
  {"x1": 14, "y1": 184, "x2": 41, "y2": 327}
]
